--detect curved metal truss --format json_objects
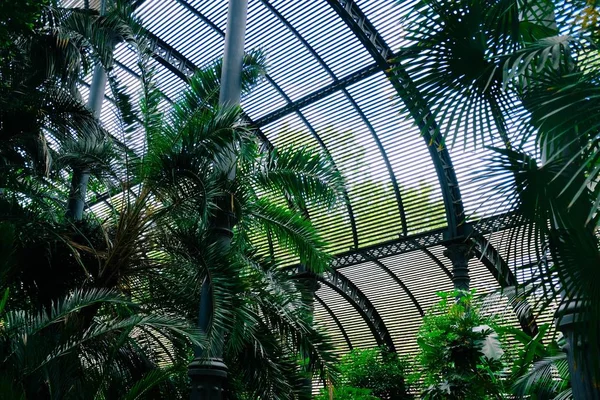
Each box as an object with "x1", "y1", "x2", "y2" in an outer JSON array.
[
  {"x1": 471, "y1": 236, "x2": 538, "y2": 336},
  {"x1": 318, "y1": 270, "x2": 396, "y2": 351},
  {"x1": 132, "y1": 0, "x2": 468, "y2": 241},
  {"x1": 89, "y1": 0, "x2": 540, "y2": 351},
  {"x1": 314, "y1": 294, "x2": 354, "y2": 350},
  {"x1": 326, "y1": 0, "x2": 466, "y2": 239}
]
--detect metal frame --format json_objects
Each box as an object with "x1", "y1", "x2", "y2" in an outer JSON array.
[
  {"x1": 118, "y1": 0, "x2": 537, "y2": 348},
  {"x1": 331, "y1": 226, "x2": 446, "y2": 269},
  {"x1": 326, "y1": 0, "x2": 466, "y2": 239},
  {"x1": 254, "y1": 63, "x2": 379, "y2": 126},
  {"x1": 260, "y1": 0, "x2": 408, "y2": 235},
  {"x1": 318, "y1": 269, "x2": 396, "y2": 351},
  {"x1": 331, "y1": 212, "x2": 518, "y2": 269},
  {"x1": 471, "y1": 236, "x2": 538, "y2": 336},
  {"x1": 314, "y1": 294, "x2": 354, "y2": 350},
  {"x1": 159, "y1": 0, "x2": 363, "y2": 248},
  {"x1": 129, "y1": 0, "x2": 479, "y2": 243}
]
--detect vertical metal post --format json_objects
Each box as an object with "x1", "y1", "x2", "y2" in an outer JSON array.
[
  {"x1": 297, "y1": 265, "x2": 320, "y2": 399},
  {"x1": 556, "y1": 301, "x2": 600, "y2": 399},
  {"x1": 189, "y1": 1, "x2": 248, "y2": 399},
  {"x1": 87, "y1": 66, "x2": 109, "y2": 119},
  {"x1": 443, "y1": 243, "x2": 473, "y2": 292},
  {"x1": 66, "y1": 0, "x2": 109, "y2": 221},
  {"x1": 218, "y1": 0, "x2": 249, "y2": 108}
]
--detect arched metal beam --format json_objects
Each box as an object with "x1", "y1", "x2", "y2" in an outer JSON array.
[
  {"x1": 260, "y1": 0, "x2": 408, "y2": 235},
  {"x1": 318, "y1": 269, "x2": 396, "y2": 352},
  {"x1": 325, "y1": 0, "x2": 466, "y2": 239},
  {"x1": 421, "y1": 246, "x2": 453, "y2": 280},
  {"x1": 314, "y1": 294, "x2": 353, "y2": 351},
  {"x1": 471, "y1": 236, "x2": 539, "y2": 336},
  {"x1": 254, "y1": 63, "x2": 380, "y2": 126},
  {"x1": 369, "y1": 258, "x2": 424, "y2": 316}
]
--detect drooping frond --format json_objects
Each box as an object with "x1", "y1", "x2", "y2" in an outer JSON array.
[{"x1": 246, "y1": 145, "x2": 346, "y2": 211}]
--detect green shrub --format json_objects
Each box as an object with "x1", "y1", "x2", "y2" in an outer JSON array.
[
  {"x1": 417, "y1": 291, "x2": 507, "y2": 399},
  {"x1": 315, "y1": 386, "x2": 378, "y2": 400},
  {"x1": 318, "y1": 346, "x2": 411, "y2": 399}
]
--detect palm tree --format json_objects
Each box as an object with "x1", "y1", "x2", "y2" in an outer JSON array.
[
  {"x1": 1, "y1": 1, "x2": 344, "y2": 396},
  {"x1": 0, "y1": 0, "x2": 144, "y2": 219},
  {"x1": 396, "y1": 0, "x2": 600, "y2": 397},
  {"x1": 0, "y1": 287, "x2": 202, "y2": 399},
  {"x1": 135, "y1": 52, "x2": 345, "y2": 397}
]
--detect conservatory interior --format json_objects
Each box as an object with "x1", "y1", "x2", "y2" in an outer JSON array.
[{"x1": 1, "y1": 0, "x2": 599, "y2": 399}]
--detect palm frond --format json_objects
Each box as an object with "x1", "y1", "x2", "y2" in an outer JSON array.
[
  {"x1": 172, "y1": 49, "x2": 266, "y2": 120},
  {"x1": 396, "y1": 0, "x2": 518, "y2": 147},
  {"x1": 245, "y1": 198, "x2": 330, "y2": 272},
  {"x1": 247, "y1": 145, "x2": 346, "y2": 211},
  {"x1": 513, "y1": 353, "x2": 570, "y2": 397}
]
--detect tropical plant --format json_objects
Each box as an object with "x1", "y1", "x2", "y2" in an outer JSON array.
[
  {"x1": 417, "y1": 291, "x2": 507, "y2": 399},
  {"x1": 317, "y1": 346, "x2": 411, "y2": 399},
  {"x1": 1, "y1": 1, "x2": 345, "y2": 398},
  {"x1": 397, "y1": 0, "x2": 600, "y2": 396},
  {"x1": 499, "y1": 323, "x2": 570, "y2": 399},
  {"x1": 133, "y1": 48, "x2": 345, "y2": 397},
  {"x1": 315, "y1": 385, "x2": 379, "y2": 400},
  {"x1": 0, "y1": 287, "x2": 201, "y2": 399}
]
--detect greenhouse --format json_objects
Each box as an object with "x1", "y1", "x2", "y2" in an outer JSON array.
[{"x1": 1, "y1": 0, "x2": 599, "y2": 398}]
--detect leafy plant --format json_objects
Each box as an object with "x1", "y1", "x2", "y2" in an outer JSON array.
[
  {"x1": 317, "y1": 347, "x2": 411, "y2": 399},
  {"x1": 315, "y1": 385, "x2": 379, "y2": 400},
  {"x1": 397, "y1": 0, "x2": 600, "y2": 395},
  {"x1": 499, "y1": 323, "x2": 570, "y2": 399},
  {"x1": 0, "y1": 1, "x2": 345, "y2": 398},
  {"x1": 417, "y1": 291, "x2": 507, "y2": 399}
]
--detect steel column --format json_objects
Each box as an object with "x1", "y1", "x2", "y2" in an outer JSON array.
[
  {"x1": 443, "y1": 242, "x2": 474, "y2": 291},
  {"x1": 66, "y1": 0, "x2": 110, "y2": 221},
  {"x1": 218, "y1": 0, "x2": 248, "y2": 107},
  {"x1": 189, "y1": 2, "x2": 248, "y2": 399}
]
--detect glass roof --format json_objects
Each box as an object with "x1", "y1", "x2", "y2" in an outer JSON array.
[{"x1": 83, "y1": 0, "x2": 546, "y2": 355}]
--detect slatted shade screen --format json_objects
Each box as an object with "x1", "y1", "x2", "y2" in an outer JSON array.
[{"x1": 66, "y1": 0, "x2": 559, "y2": 365}]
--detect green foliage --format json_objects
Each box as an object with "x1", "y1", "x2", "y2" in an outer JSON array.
[
  {"x1": 139, "y1": 62, "x2": 344, "y2": 394},
  {"x1": 315, "y1": 385, "x2": 379, "y2": 400},
  {"x1": 0, "y1": 0, "x2": 48, "y2": 51},
  {"x1": 317, "y1": 347, "x2": 411, "y2": 400},
  {"x1": 499, "y1": 323, "x2": 571, "y2": 399},
  {"x1": 398, "y1": 0, "x2": 600, "y2": 386},
  {"x1": 417, "y1": 291, "x2": 506, "y2": 399},
  {"x1": 0, "y1": 2, "x2": 345, "y2": 398},
  {"x1": 338, "y1": 347, "x2": 411, "y2": 399}
]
